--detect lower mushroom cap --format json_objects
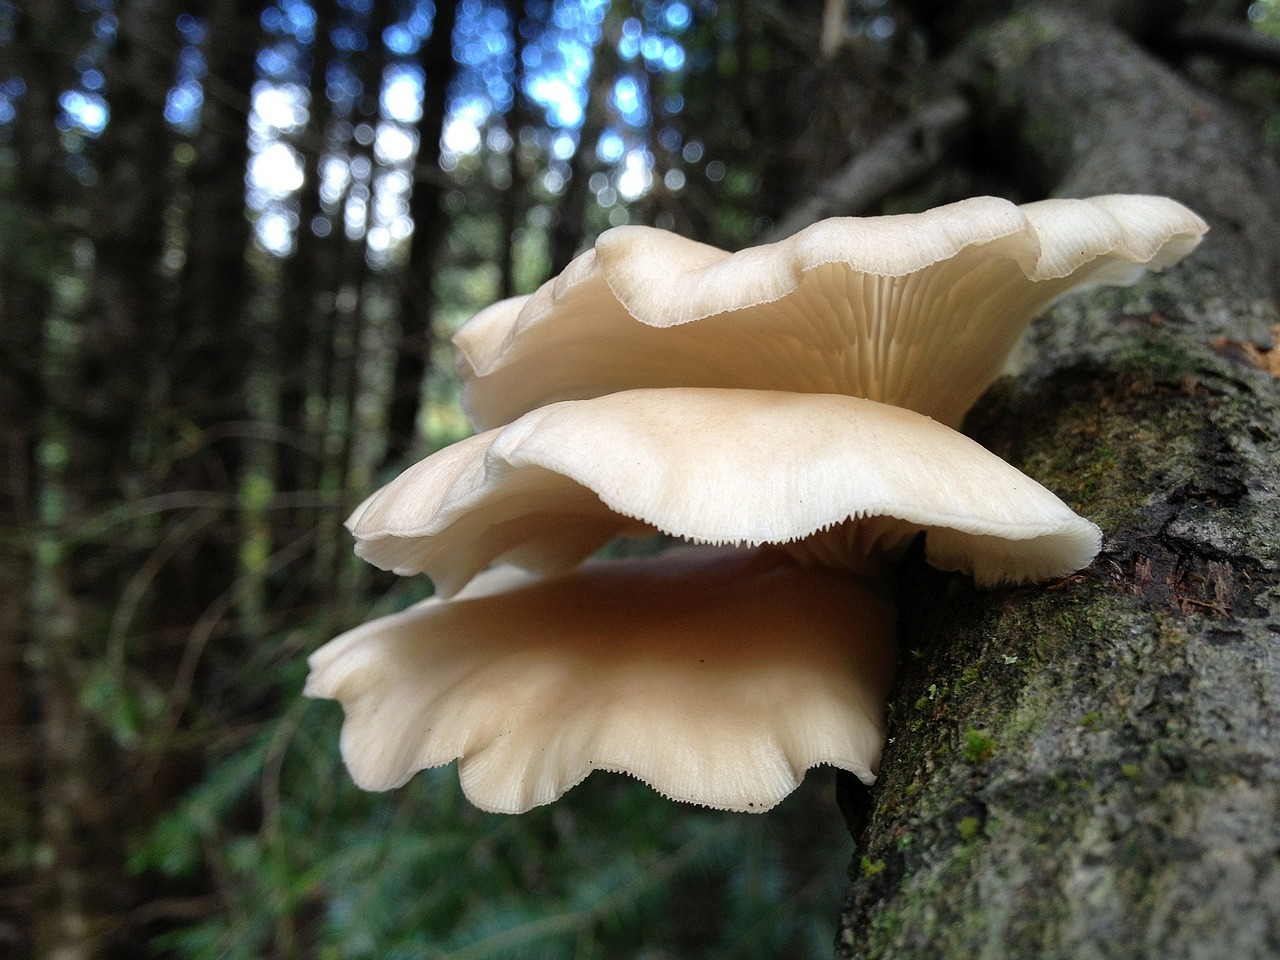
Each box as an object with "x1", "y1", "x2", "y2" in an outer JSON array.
[{"x1": 304, "y1": 548, "x2": 897, "y2": 814}]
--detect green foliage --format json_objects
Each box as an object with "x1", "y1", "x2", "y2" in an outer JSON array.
[{"x1": 133, "y1": 623, "x2": 851, "y2": 959}]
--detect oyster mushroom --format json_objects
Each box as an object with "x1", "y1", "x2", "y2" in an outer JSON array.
[
  {"x1": 309, "y1": 388, "x2": 1101, "y2": 809},
  {"x1": 456, "y1": 195, "x2": 1206, "y2": 430},
  {"x1": 308, "y1": 197, "x2": 1206, "y2": 812}
]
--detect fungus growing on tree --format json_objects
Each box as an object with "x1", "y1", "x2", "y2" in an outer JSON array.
[
  {"x1": 305, "y1": 548, "x2": 897, "y2": 813},
  {"x1": 345, "y1": 388, "x2": 1102, "y2": 594},
  {"x1": 306, "y1": 195, "x2": 1206, "y2": 812},
  {"x1": 455, "y1": 195, "x2": 1207, "y2": 430}
]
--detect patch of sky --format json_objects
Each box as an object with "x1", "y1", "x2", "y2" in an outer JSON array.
[
  {"x1": 320, "y1": 154, "x2": 350, "y2": 207},
  {"x1": 332, "y1": 24, "x2": 368, "y2": 53},
  {"x1": 612, "y1": 75, "x2": 647, "y2": 127},
  {"x1": 384, "y1": 23, "x2": 419, "y2": 55},
  {"x1": 619, "y1": 17, "x2": 643, "y2": 59},
  {"x1": 261, "y1": 0, "x2": 316, "y2": 44},
  {"x1": 164, "y1": 81, "x2": 203, "y2": 133},
  {"x1": 552, "y1": 131, "x2": 576, "y2": 160},
  {"x1": 326, "y1": 61, "x2": 363, "y2": 115},
  {"x1": 442, "y1": 99, "x2": 486, "y2": 157},
  {"x1": 617, "y1": 10, "x2": 686, "y2": 72},
  {"x1": 452, "y1": 1, "x2": 514, "y2": 113},
  {"x1": 0, "y1": 75, "x2": 25, "y2": 126},
  {"x1": 1, "y1": 76, "x2": 24, "y2": 98},
  {"x1": 382, "y1": 64, "x2": 424, "y2": 123},
  {"x1": 597, "y1": 129, "x2": 625, "y2": 163},
  {"x1": 92, "y1": 11, "x2": 118, "y2": 41},
  {"x1": 375, "y1": 122, "x2": 417, "y2": 163},
  {"x1": 165, "y1": 17, "x2": 208, "y2": 134},
  {"x1": 176, "y1": 12, "x2": 205, "y2": 44},
  {"x1": 253, "y1": 83, "x2": 309, "y2": 133},
  {"x1": 257, "y1": 43, "x2": 302, "y2": 83},
  {"x1": 58, "y1": 90, "x2": 108, "y2": 135},
  {"x1": 617, "y1": 149, "x2": 652, "y2": 200},
  {"x1": 249, "y1": 142, "x2": 305, "y2": 200}
]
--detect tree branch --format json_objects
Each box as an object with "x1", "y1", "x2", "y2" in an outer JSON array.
[
  {"x1": 1167, "y1": 17, "x2": 1280, "y2": 72},
  {"x1": 764, "y1": 94, "x2": 972, "y2": 242}
]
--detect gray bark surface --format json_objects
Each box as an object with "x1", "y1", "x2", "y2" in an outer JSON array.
[{"x1": 836, "y1": 9, "x2": 1280, "y2": 958}]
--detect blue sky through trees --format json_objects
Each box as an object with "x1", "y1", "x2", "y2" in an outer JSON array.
[{"x1": 14, "y1": 0, "x2": 701, "y2": 260}]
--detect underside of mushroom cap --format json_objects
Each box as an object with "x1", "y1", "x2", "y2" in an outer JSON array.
[
  {"x1": 347, "y1": 387, "x2": 1102, "y2": 596},
  {"x1": 455, "y1": 195, "x2": 1206, "y2": 430},
  {"x1": 304, "y1": 548, "x2": 897, "y2": 813}
]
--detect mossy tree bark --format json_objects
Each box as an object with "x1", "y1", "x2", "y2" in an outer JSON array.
[{"x1": 836, "y1": 9, "x2": 1280, "y2": 958}]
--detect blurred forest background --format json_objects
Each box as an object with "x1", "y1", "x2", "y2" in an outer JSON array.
[{"x1": 2, "y1": 0, "x2": 1279, "y2": 957}]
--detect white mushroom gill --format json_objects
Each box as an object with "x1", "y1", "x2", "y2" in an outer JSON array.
[
  {"x1": 455, "y1": 195, "x2": 1206, "y2": 431},
  {"x1": 306, "y1": 198, "x2": 1205, "y2": 813}
]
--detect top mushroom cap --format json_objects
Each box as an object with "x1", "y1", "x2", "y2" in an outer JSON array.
[
  {"x1": 347, "y1": 387, "x2": 1101, "y2": 598},
  {"x1": 456, "y1": 195, "x2": 1207, "y2": 430}
]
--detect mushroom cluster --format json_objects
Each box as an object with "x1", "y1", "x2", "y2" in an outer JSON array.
[{"x1": 306, "y1": 195, "x2": 1206, "y2": 814}]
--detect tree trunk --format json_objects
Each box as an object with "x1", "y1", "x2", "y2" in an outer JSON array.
[
  {"x1": 0, "y1": 12, "x2": 71, "y2": 945},
  {"x1": 382, "y1": 0, "x2": 459, "y2": 468},
  {"x1": 837, "y1": 9, "x2": 1280, "y2": 958}
]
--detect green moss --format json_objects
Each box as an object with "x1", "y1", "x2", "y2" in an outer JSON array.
[
  {"x1": 956, "y1": 817, "x2": 981, "y2": 843},
  {"x1": 1115, "y1": 336, "x2": 1195, "y2": 382},
  {"x1": 860, "y1": 856, "x2": 887, "y2": 879},
  {"x1": 962, "y1": 729, "x2": 996, "y2": 765}
]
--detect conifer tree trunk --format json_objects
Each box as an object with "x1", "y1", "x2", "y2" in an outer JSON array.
[
  {"x1": 836, "y1": 10, "x2": 1280, "y2": 958},
  {"x1": 383, "y1": 0, "x2": 459, "y2": 467}
]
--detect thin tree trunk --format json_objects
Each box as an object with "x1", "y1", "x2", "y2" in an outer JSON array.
[
  {"x1": 25, "y1": 2, "x2": 180, "y2": 954},
  {"x1": 382, "y1": 0, "x2": 459, "y2": 467},
  {"x1": 0, "y1": 14, "x2": 71, "y2": 947},
  {"x1": 498, "y1": 0, "x2": 531, "y2": 300},
  {"x1": 548, "y1": 3, "x2": 623, "y2": 275},
  {"x1": 836, "y1": 9, "x2": 1280, "y2": 958}
]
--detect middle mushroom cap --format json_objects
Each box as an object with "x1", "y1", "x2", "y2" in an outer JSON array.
[{"x1": 347, "y1": 387, "x2": 1101, "y2": 598}]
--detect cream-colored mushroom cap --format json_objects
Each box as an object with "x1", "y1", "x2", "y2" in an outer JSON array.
[
  {"x1": 347, "y1": 387, "x2": 1102, "y2": 597},
  {"x1": 455, "y1": 195, "x2": 1206, "y2": 430},
  {"x1": 304, "y1": 548, "x2": 897, "y2": 813}
]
